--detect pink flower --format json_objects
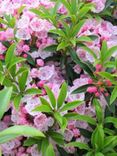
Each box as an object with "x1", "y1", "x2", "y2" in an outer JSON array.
[
  {"x1": 17, "y1": 16, "x2": 30, "y2": 29},
  {"x1": 37, "y1": 80, "x2": 46, "y2": 88},
  {"x1": 30, "y1": 68, "x2": 40, "y2": 78},
  {"x1": 30, "y1": 17, "x2": 46, "y2": 32},
  {"x1": 22, "y1": 45, "x2": 30, "y2": 52},
  {"x1": 47, "y1": 117, "x2": 54, "y2": 127},
  {"x1": 16, "y1": 28, "x2": 31, "y2": 40},
  {"x1": 34, "y1": 113, "x2": 48, "y2": 131},
  {"x1": 0, "y1": 43, "x2": 7, "y2": 54},
  {"x1": 39, "y1": 65, "x2": 55, "y2": 80},
  {"x1": 96, "y1": 64, "x2": 102, "y2": 72},
  {"x1": 73, "y1": 65, "x2": 81, "y2": 74},
  {"x1": 1, "y1": 140, "x2": 15, "y2": 151},
  {"x1": 64, "y1": 129, "x2": 73, "y2": 141},
  {"x1": 87, "y1": 86, "x2": 97, "y2": 93},
  {"x1": 72, "y1": 128, "x2": 80, "y2": 138},
  {"x1": 36, "y1": 59, "x2": 44, "y2": 67}
]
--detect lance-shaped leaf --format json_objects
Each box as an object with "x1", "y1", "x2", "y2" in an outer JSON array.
[
  {"x1": 110, "y1": 86, "x2": 117, "y2": 105},
  {"x1": 93, "y1": 99, "x2": 104, "y2": 124},
  {"x1": 0, "y1": 125, "x2": 45, "y2": 144},
  {"x1": 46, "y1": 144, "x2": 55, "y2": 156},
  {"x1": 44, "y1": 85, "x2": 56, "y2": 109},
  {"x1": 57, "y1": 82, "x2": 67, "y2": 109},
  {"x1": 66, "y1": 142, "x2": 90, "y2": 151},
  {"x1": 18, "y1": 70, "x2": 28, "y2": 91},
  {"x1": 60, "y1": 100, "x2": 83, "y2": 112},
  {"x1": 33, "y1": 105, "x2": 53, "y2": 113},
  {"x1": 91, "y1": 124, "x2": 104, "y2": 151},
  {"x1": 0, "y1": 87, "x2": 12, "y2": 119},
  {"x1": 25, "y1": 88, "x2": 42, "y2": 95},
  {"x1": 5, "y1": 43, "x2": 16, "y2": 66}
]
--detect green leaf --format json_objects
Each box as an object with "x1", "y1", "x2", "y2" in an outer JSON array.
[
  {"x1": 18, "y1": 5, "x2": 26, "y2": 14},
  {"x1": 0, "y1": 87, "x2": 12, "y2": 119},
  {"x1": 8, "y1": 57, "x2": 26, "y2": 70},
  {"x1": 54, "y1": 112, "x2": 63, "y2": 126},
  {"x1": 16, "y1": 67, "x2": 28, "y2": 76},
  {"x1": 0, "y1": 72, "x2": 5, "y2": 84},
  {"x1": 93, "y1": 99, "x2": 103, "y2": 124},
  {"x1": 44, "y1": 44, "x2": 57, "y2": 53},
  {"x1": 60, "y1": 100, "x2": 83, "y2": 112},
  {"x1": 5, "y1": 43, "x2": 16, "y2": 66},
  {"x1": 14, "y1": 94, "x2": 22, "y2": 110},
  {"x1": 78, "y1": 4, "x2": 93, "y2": 19},
  {"x1": 57, "y1": 41, "x2": 69, "y2": 51},
  {"x1": 48, "y1": 131, "x2": 64, "y2": 145},
  {"x1": 105, "y1": 117, "x2": 117, "y2": 128},
  {"x1": 49, "y1": 29, "x2": 66, "y2": 37},
  {"x1": 103, "y1": 136, "x2": 117, "y2": 152},
  {"x1": 72, "y1": 84, "x2": 94, "y2": 94},
  {"x1": 33, "y1": 105, "x2": 52, "y2": 113},
  {"x1": 40, "y1": 97, "x2": 51, "y2": 107},
  {"x1": 77, "y1": 36, "x2": 92, "y2": 42},
  {"x1": 0, "y1": 125, "x2": 45, "y2": 144},
  {"x1": 91, "y1": 124, "x2": 104, "y2": 151},
  {"x1": 106, "y1": 153, "x2": 117, "y2": 156},
  {"x1": 110, "y1": 86, "x2": 117, "y2": 105},
  {"x1": 95, "y1": 153, "x2": 104, "y2": 156},
  {"x1": 72, "y1": 19, "x2": 85, "y2": 37},
  {"x1": 105, "y1": 45, "x2": 117, "y2": 60},
  {"x1": 44, "y1": 85, "x2": 56, "y2": 108},
  {"x1": 18, "y1": 70, "x2": 28, "y2": 91},
  {"x1": 46, "y1": 144, "x2": 55, "y2": 156},
  {"x1": 64, "y1": 113, "x2": 96, "y2": 125},
  {"x1": 23, "y1": 138, "x2": 41, "y2": 147},
  {"x1": 57, "y1": 82, "x2": 67, "y2": 109},
  {"x1": 41, "y1": 138, "x2": 49, "y2": 156},
  {"x1": 0, "y1": 61, "x2": 3, "y2": 71},
  {"x1": 25, "y1": 88, "x2": 42, "y2": 95},
  {"x1": 100, "y1": 41, "x2": 108, "y2": 64},
  {"x1": 98, "y1": 72, "x2": 115, "y2": 82},
  {"x1": 66, "y1": 142, "x2": 90, "y2": 150},
  {"x1": 61, "y1": 117, "x2": 68, "y2": 132}
]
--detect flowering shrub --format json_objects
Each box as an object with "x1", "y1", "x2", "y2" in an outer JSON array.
[{"x1": 0, "y1": 0, "x2": 117, "y2": 156}]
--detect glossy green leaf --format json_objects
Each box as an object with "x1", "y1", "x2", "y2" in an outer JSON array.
[
  {"x1": 14, "y1": 94, "x2": 22, "y2": 110},
  {"x1": 0, "y1": 125, "x2": 45, "y2": 144},
  {"x1": 57, "y1": 82, "x2": 67, "y2": 109},
  {"x1": 25, "y1": 88, "x2": 42, "y2": 95},
  {"x1": 44, "y1": 85, "x2": 56, "y2": 108},
  {"x1": 5, "y1": 43, "x2": 16, "y2": 66},
  {"x1": 33, "y1": 105, "x2": 53, "y2": 113},
  {"x1": 18, "y1": 70, "x2": 28, "y2": 91},
  {"x1": 110, "y1": 86, "x2": 117, "y2": 105},
  {"x1": 0, "y1": 87, "x2": 12, "y2": 119},
  {"x1": 60, "y1": 100, "x2": 83, "y2": 112},
  {"x1": 46, "y1": 144, "x2": 55, "y2": 156},
  {"x1": 91, "y1": 124, "x2": 104, "y2": 151},
  {"x1": 93, "y1": 99, "x2": 104, "y2": 124}
]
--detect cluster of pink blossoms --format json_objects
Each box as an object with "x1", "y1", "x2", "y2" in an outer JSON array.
[{"x1": 0, "y1": 0, "x2": 116, "y2": 155}]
